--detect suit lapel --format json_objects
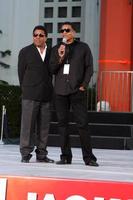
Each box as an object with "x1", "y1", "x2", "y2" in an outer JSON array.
[
  {"x1": 32, "y1": 44, "x2": 44, "y2": 62},
  {"x1": 32, "y1": 44, "x2": 50, "y2": 63}
]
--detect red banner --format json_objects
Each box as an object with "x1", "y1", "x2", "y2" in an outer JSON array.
[{"x1": 0, "y1": 176, "x2": 133, "y2": 200}]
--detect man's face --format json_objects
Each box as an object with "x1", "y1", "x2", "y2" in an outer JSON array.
[
  {"x1": 33, "y1": 29, "x2": 47, "y2": 48},
  {"x1": 60, "y1": 24, "x2": 75, "y2": 43}
]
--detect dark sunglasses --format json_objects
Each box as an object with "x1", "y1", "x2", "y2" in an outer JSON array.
[
  {"x1": 33, "y1": 33, "x2": 45, "y2": 38},
  {"x1": 60, "y1": 29, "x2": 71, "y2": 33}
]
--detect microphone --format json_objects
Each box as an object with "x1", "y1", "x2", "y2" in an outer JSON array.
[
  {"x1": 60, "y1": 37, "x2": 67, "y2": 56},
  {"x1": 62, "y1": 37, "x2": 67, "y2": 44}
]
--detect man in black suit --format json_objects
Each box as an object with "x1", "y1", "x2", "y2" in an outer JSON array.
[
  {"x1": 49, "y1": 22, "x2": 99, "y2": 167},
  {"x1": 18, "y1": 25, "x2": 54, "y2": 163}
]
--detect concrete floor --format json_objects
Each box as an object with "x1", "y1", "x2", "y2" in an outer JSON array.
[{"x1": 0, "y1": 145, "x2": 133, "y2": 182}]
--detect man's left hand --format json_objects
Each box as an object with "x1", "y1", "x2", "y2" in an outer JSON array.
[{"x1": 79, "y1": 86, "x2": 85, "y2": 91}]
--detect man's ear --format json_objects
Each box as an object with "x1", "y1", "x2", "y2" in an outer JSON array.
[{"x1": 72, "y1": 30, "x2": 76, "y2": 37}]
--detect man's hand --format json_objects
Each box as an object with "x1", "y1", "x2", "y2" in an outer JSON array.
[
  {"x1": 58, "y1": 45, "x2": 66, "y2": 58},
  {"x1": 79, "y1": 86, "x2": 85, "y2": 91}
]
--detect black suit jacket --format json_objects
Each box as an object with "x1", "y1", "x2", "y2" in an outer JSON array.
[
  {"x1": 18, "y1": 44, "x2": 53, "y2": 102},
  {"x1": 49, "y1": 40, "x2": 93, "y2": 95}
]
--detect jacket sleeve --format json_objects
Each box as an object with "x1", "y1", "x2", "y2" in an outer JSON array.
[
  {"x1": 82, "y1": 45, "x2": 93, "y2": 88},
  {"x1": 49, "y1": 46, "x2": 63, "y2": 74},
  {"x1": 18, "y1": 48, "x2": 27, "y2": 87}
]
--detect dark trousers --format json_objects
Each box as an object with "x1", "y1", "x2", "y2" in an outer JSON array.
[
  {"x1": 20, "y1": 99, "x2": 50, "y2": 159},
  {"x1": 55, "y1": 91, "x2": 97, "y2": 164}
]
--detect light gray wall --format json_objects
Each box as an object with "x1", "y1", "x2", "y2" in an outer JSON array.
[{"x1": 0, "y1": 0, "x2": 40, "y2": 85}]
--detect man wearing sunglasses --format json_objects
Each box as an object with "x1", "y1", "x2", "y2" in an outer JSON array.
[
  {"x1": 49, "y1": 22, "x2": 99, "y2": 167},
  {"x1": 18, "y1": 25, "x2": 54, "y2": 163}
]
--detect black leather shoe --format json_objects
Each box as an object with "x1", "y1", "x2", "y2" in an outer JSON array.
[
  {"x1": 36, "y1": 156, "x2": 54, "y2": 163},
  {"x1": 85, "y1": 160, "x2": 99, "y2": 167},
  {"x1": 56, "y1": 158, "x2": 72, "y2": 165},
  {"x1": 21, "y1": 154, "x2": 32, "y2": 163}
]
